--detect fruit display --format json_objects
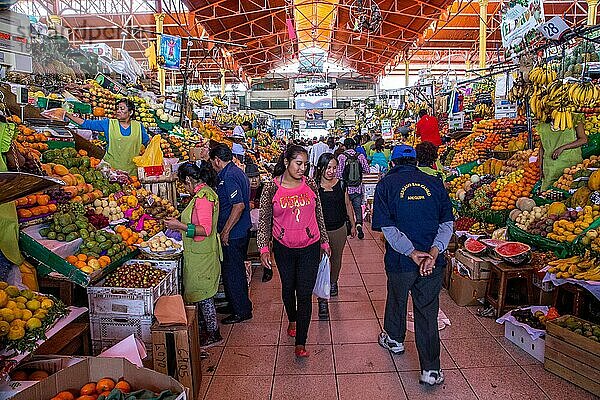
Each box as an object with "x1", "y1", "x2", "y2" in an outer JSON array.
[
  {"x1": 510, "y1": 308, "x2": 558, "y2": 330},
  {"x1": 448, "y1": 174, "x2": 472, "y2": 201},
  {"x1": 472, "y1": 158, "x2": 504, "y2": 176},
  {"x1": 39, "y1": 211, "x2": 96, "y2": 242},
  {"x1": 495, "y1": 241, "x2": 531, "y2": 265},
  {"x1": 464, "y1": 238, "x2": 486, "y2": 255},
  {"x1": 90, "y1": 198, "x2": 124, "y2": 223},
  {"x1": 129, "y1": 95, "x2": 157, "y2": 128},
  {"x1": 66, "y1": 253, "x2": 113, "y2": 274},
  {"x1": 134, "y1": 189, "x2": 179, "y2": 220},
  {"x1": 468, "y1": 222, "x2": 497, "y2": 235},
  {"x1": 114, "y1": 225, "x2": 143, "y2": 247},
  {"x1": 553, "y1": 155, "x2": 600, "y2": 191},
  {"x1": 0, "y1": 282, "x2": 68, "y2": 353},
  {"x1": 192, "y1": 120, "x2": 225, "y2": 142},
  {"x1": 15, "y1": 194, "x2": 58, "y2": 221},
  {"x1": 546, "y1": 205, "x2": 600, "y2": 243},
  {"x1": 139, "y1": 232, "x2": 182, "y2": 254},
  {"x1": 454, "y1": 216, "x2": 478, "y2": 231},
  {"x1": 81, "y1": 81, "x2": 117, "y2": 118},
  {"x1": 104, "y1": 262, "x2": 167, "y2": 288},
  {"x1": 546, "y1": 254, "x2": 600, "y2": 281},
  {"x1": 75, "y1": 229, "x2": 130, "y2": 266},
  {"x1": 512, "y1": 204, "x2": 550, "y2": 233},
  {"x1": 48, "y1": 377, "x2": 132, "y2": 400},
  {"x1": 14, "y1": 122, "x2": 49, "y2": 152},
  {"x1": 553, "y1": 316, "x2": 600, "y2": 341},
  {"x1": 500, "y1": 148, "x2": 538, "y2": 176}
]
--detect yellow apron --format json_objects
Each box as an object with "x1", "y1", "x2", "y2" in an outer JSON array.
[
  {"x1": 181, "y1": 185, "x2": 222, "y2": 303},
  {"x1": 104, "y1": 119, "x2": 142, "y2": 176},
  {"x1": 0, "y1": 153, "x2": 24, "y2": 265}
]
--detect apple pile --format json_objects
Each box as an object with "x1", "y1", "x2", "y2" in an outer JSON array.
[{"x1": 103, "y1": 262, "x2": 167, "y2": 288}]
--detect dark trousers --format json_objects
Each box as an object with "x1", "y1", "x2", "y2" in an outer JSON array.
[
  {"x1": 273, "y1": 240, "x2": 320, "y2": 346},
  {"x1": 384, "y1": 266, "x2": 444, "y2": 371},
  {"x1": 349, "y1": 192, "x2": 363, "y2": 226},
  {"x1": 221, "y1": 235, "x2": 253, "y2": 317}
]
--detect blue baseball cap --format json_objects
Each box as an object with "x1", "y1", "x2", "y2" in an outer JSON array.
[{"x1": 391, "y1": 144, "x2": 417, "y2": 160}]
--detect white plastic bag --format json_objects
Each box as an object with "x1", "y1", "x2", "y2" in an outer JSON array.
[{"x1": 313, "y1": 254, "x2": 331, "y2": 299}]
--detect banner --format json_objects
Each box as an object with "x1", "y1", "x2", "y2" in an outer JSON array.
[
  {"x1": 294, "y1": 82, "x2": 333, "y2": 110},
  {"x1": 159, "y1": 34, "x2": 182, "y2": 70},
  {"x1": 500, "y1": 0, "x2": 545, "y2": 54}
]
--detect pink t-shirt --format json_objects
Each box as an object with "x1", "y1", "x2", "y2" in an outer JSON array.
[
  {"x1": 191, "y1": 184, "x2": 214, "y2": 242},
  {"x1": 271, "y1": 178, "x2": 321, "y2": 249}
]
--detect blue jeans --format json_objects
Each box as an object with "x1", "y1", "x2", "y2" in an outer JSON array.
[
  {"x1": 349, "y1": 192, "x2": 363, "y2": 226},
  {"x1": 221, "y1": 235, "x2": 253, "y2": 317}
]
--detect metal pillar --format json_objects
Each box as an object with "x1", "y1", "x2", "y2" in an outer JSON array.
[
  {"x1": 478, "y1": 0, "x2": 488, "y2": 69},
  {"x1": 588, "y1": 0, "x2": 599, "y2": 25},
  {"x1": 154, "y1": 13, "x2": 166, "y2": 96},
  {"x1": 404, "y1": 60, "x2": 410, "y2": 87}
]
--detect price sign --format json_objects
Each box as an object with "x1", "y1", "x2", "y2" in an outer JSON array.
[{"x1": 538, "y1": 16, "x2": 570, "y2": 41}]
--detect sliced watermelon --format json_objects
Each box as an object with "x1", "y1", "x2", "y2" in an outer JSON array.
[
  {"x1": 464, "y1": 238, "x2": 487, "y2": 255},
  {"x1": 495, "y1": 241, "x2": 531, "y2": 265}
]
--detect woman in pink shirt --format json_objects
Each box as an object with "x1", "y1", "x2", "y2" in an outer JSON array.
[
  {"x1": 258, "y1": 145, "x2": 331, "y2": 357},
  {"x1": 165, "y1": 161, "x2": 222, "y2": 347}
]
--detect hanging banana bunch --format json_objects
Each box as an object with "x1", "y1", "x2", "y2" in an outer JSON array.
[
  {"x1": 552, "y1": 107, "x2": 573, "y2": 131},
  {"x1": 568, "y1": 82, "x2": 600, "y2": 109},
  {"x1": 528, "y1": 64, "x2": 558, "y2": 86}
]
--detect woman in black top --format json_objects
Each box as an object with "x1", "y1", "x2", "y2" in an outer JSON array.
[{"x1": 315, "y1": 153, "x2": 357, "y2": 319}]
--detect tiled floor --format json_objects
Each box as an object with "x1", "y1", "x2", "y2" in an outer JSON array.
[{"x1": 200, "y1": 225, "x2": 597, "y2": 400}]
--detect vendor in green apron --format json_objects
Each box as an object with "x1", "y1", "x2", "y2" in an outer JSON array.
[
  {"x1": 539, "y1": 113, "x2": 587, "y2": 191},
  {"x1": 65, "y1": 99, "x2": 150, "y2": 176},
  {"x1": 164, "y1": 161, "x2": 223, "y2": 347},
  {"x1": 416, "y1": 141, "x2": 446, "y2": 180},
  {"x1": 0, "y1": 123, "x2": 24, "y2": 281}
]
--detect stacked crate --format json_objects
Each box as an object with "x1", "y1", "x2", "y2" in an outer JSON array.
[{"x1": 86, "y1": 259, "x2": 180, "y2": 358}]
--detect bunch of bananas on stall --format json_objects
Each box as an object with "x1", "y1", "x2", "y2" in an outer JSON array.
[
  {"x1": 568, "y1": 81, "x2": 600, "y2": 108},
  {"x1": 547, "y1": 254, "x2": 600, "y2": 281},
  {"x1": 189, "y1": 89, "x2": 210, "y2": 105},
  {"x1": 216, "y1": 113, "x2": 257, "y2": 125},
  {"x1": 474, "y1": 103, "x2": 493, "y2": 118},
  {"x1": 528, "y1": 65, "x2": 558, "y2": 86},
  {"x1": 544, "y1": 81, "x2": 571, "y2": 108},
  {"x1": 212, "y1": 96, "x2": 228, "y2": 108},
  {"x1": 507, "y1": 78, "x2": 534, "y2": 103},
  {"x1": 552, "y1": 107, "x2": 574, "y2": 131}
]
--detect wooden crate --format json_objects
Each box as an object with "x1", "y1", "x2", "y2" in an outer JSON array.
[
  {"x1": 544, "y1": 315, "x2": 600, "y2": 396},
  {"x1": 141, "y1": 181, "x2": 178, "y2": 208}
]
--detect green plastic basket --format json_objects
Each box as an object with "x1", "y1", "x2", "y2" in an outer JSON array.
[{"x1": 506, "y1": 219, "x2": 575, "y2": 258}]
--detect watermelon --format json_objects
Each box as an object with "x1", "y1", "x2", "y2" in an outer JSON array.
[
  {"x1": 495, "y1": 241, "x2": 531, "y2": 265},
  {"x1": 480, "y1": 238, "x2": 507, "y2": 252},
  {"x1": 464, "y1": 238, "x2": 487, "y2": 255}
]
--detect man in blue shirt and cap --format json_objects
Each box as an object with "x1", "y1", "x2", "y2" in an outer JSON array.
[{"x1": 372, "y1": 144, "x2": 454, "y2": 386}]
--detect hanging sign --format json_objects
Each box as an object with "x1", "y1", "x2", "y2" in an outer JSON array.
[
  {"x1": 537, "y1": 16, "x2": 570, "y2": 41},
  {"x1": 500, "y1": 0, "x2": 545, "y2": 55},
  {"x1": 159, "y1": 34, "x2": 182, "y2": 70},
  {"x1": 381, "y1": 119, "x2": 392, "y2": 138}
]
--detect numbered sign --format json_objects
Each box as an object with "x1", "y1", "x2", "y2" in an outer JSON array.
[{"x1": 538, "y1": 16, "x2": 570, "y2": 41}]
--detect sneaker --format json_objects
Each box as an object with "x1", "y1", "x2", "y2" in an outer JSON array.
[
  {"x1": 378, "y1": 331, "x2": 405, "y2": 354},
  {"x1": 419, "y1": 370, "x2": 444, "y2": 386},
  {"x1": 201, "y1": 330, "x2": 224, "y2": 348},
  {"x1": 330, "y1": 282, "x2": 338, "y2": 297},
  {"x1": 357, "y1": 225, "x2": 365, "y2": 240},
  {"x1": 318, "y1": 299, "x2": 329, "y2": 320}
]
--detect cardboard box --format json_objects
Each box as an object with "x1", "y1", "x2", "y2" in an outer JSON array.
[
  {"x1": 448, "y1": 271, "x2": 488, "y2": 306},
  {"x1": 11, "y1": 357, "x2": 187, "y2": 400},
  {"x1": 454, "y1": 248, "x2": 493, "y2": 280},
  {"x1": 504, "y1": 321, "x2": 545, "y2": 362},
  {"x1": 151, "y1": 306, "x2": 201, "y2": 400}
]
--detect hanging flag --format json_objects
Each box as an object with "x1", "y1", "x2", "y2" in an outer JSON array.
[
  {"x1": 159, "y1": 34, "x2": 182, "y2": 70},
  {"x1": 286, "y1": 18, "x2": 296, "y2": 41}
]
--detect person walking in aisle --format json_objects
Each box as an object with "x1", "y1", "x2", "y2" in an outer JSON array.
[
  {"x1": 308, "y1": 136, "x2": 331, "y2": 177},
  {"x1": 368, "y1": 137, "x2": 391, "y2": 173},
  {"x1": 258, "y1": 145, "x2": 331, "y2": 357},
  {"x1": 314, "y1": 153, "x2": 357, "y2": 319},
  {"x1": 372, "y1": 144, "x2": 454, "y2": 386},
  {"x1": 209, "y1": 144, "x2": 253, "y2": 324},
  {"x1": 415, "y1": 109, "x2": 442, "y2": 147},
  {"x1": 165, "y1": 161, "x2": 223, "y2": 346},
  {"x1": 336, "y1": 138, "x2": 370, "y2": 239}
]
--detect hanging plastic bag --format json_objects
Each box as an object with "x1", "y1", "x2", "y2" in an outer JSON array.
[
  {"x1": 133, "y1": 134, "x2": 163, "y2": 167},
  {"x1": 313, "y1": 254, "x2": 331, "y2": 299}
]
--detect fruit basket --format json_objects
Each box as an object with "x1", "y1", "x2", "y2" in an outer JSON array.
[
  {"x1": 506, "y1": 220, "x2": 575, "y2": 258},
  {"x1": 86, "y1": 259, "x2": 179, "y2": 316},
  {"x1": 136, "y1": 232, "x2": 183, "y2": 257}
]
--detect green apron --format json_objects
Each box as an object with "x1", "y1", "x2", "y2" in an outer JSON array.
[
  {"x1": 539, "y1": 121, "x2": 583, "y2": 191},
  {"x1": 181, "y1": 185, "x2": 222, "y2": 303},
  {"x1": 0, "y1": 153, "x2": 24, "y2": 265},
  {"x1": 419, "y1": 161, "x2": 446, "y2": 181},
  {"x1": 104, "y1": 119, "x2": 142, "y2": 176}
]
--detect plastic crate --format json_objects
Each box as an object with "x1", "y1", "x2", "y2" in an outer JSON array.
[
  {"x1": 90, "y1": 313, "x2": 153, "y2": 346},
  {"x1": 87, "y1": 259, "x2": 179, "y2": 316},
  {"x1": 532, "y1": 274, "x2": 555, "y2": 292}
]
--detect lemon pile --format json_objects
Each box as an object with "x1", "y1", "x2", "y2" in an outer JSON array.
[{"x1": 0, "y1": 282, "x2": 54, "y2": 341}]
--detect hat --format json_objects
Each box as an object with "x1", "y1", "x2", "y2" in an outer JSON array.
[
  {"x1": 391, "y1": 144, "x2": 417, "y2": 160},
  {"x1": 245, "y1": 163, "x2": 260, "y2": 177}
]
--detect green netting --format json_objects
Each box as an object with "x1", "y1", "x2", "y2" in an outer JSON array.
[{"x1": 506, "y1": 219, "x2": 575, "y2": 258}]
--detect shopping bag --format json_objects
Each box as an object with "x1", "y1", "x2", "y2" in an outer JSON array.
[
  {"x1": 133, "y1": 134, "x2": 164, "y2": 167},
  {"x1": 313, "y1": 254, "x2": 331, "y2": 299}
]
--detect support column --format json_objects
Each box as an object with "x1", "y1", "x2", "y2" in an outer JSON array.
[
  {"x1": 588, "y1": 0, "x2": 599, "y2": 26},
  {"x1": 154, "y1": 13, "x2": 166, "y2": 96},
  {"x1": 466, "y1": 59, "x2": 471, "y2": 79},
  {"x1": 404, "y1": 59, "x2": 410, "y2": 87},
  {"x1": 478, "y1": 0, "x2": 488, "y2": 69},
  {"x1": 220, "y1": 69, "x2": 226, "y2": 97}
]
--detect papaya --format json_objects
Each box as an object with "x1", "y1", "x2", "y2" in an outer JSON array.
[
  {"x1": 589, "y1": 170, "x2": 600, "y2": 191},
  {"x1": 571, "y1": 187, "x2": 592, "y2": 208},
  {"x1": 548, "y1": 202, "x2": 567, "y2": 216}
]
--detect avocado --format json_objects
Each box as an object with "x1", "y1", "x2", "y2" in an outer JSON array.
[
  {"x1": 47, "y1": 231, "x2": 57, "y2": 240},
  {"x1": 63, "y1": 224, "x2": 77, "y2": 234},
  {"x1": 39, "y1": 227, "x2": 50, "y2": 237},
  {"x1": 100, "y1": 241, "x2": 112, "y2": 251},
  {"x1": 56, "y1": 234, "x2": 65, "y2": 241},
  {"x1": 65, "y1": 232, "x2": 78, "y2": 242}
]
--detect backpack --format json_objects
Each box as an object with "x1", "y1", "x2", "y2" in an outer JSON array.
[{"x1": 343, "y1": 152, "x2": 363, "y2": 187}]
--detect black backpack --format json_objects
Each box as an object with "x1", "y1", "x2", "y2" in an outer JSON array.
[{"x1": 343, "y1": 152, "x2": 363, "y2": 187}]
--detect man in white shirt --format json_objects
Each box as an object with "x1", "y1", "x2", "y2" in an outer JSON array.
[
  {"x1": 232, "y1": 121, "x2": 252, "y2": 162},
  {"x1": 309, "y1": 136, "x2": 331, "y2": 176}
]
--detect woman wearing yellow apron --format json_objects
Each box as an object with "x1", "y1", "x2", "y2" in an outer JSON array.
[
  {"x1": 164, "y1": 161, "x2": 223, "y2": 346},
  {"x1": 0, "y1": 122, "x2": 24, "y2": 281},
  {"x1": 65, "y1": 99, "x2": 150, "y2": 176},
  {"x1": 539, "y1": 113, "x2": 587, "y2": 191}
]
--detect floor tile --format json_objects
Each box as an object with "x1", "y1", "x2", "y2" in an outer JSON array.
[
  {"x1": 275, "y1": 344, "x2": 335, "y2": 375},
  {"x1": 495, "y1": 336, "x2": 542, "y2": 366},
  {"x1": 205, "y1": 375, "x2": 273, "y2": 400},
  {"x1": 250, "y1": 302, "x2": 284, "y2": 323},
  {"x1": 334, "y1": 342, "x2": 396, "y2": 373},
  {"x1": 443, "y1": 337, "x2": 516, "y2": 368},
  {"x1": 279, "y1": 319, "x2": 332, "y2": 345},
  {"x1": 201, "y1": 346, "x2": 224, "y2": 376},
  {"x1": 361, "y1": 273, "x2": 388, "y2": 286},
  {"x1": 329, "y1": 286, "x2": 371, "y2": 302},
  {"x1": 250, "y1": 287, "x2": 283, "y2": 304},
  {"x1": 215, "y1": 346, "x2": 277, "y2": 376},
  {"x1": 392, "y1": 341, "x2": 457, "y2": 371},
  {"x1": 227, "y1": 322, "x2": 281, "y2": 346},
  {"x1": 366, "y1": 285, "x2": 388, "y2": 301},
  {"x1": 356, "y1": 261, "x2": 387, "y2": 274},
  {"x1": 337, "y1": 273, "x2": 364, "y2": 287},
  {"x1": 329, "y1": 301, "x2": 377, "y2": 320},
  {"x1": 438, "y1": 312, "x2": 490, "y2": 339},
  {"x1": 462, "y1": 366, "x2": 549, "y2": 399},
  {"x1": 373, "y1": 300, "x2": 386, "y2": 319},
  {"x1": 474, "y1": 314, "x2": 506, "y2": 337},
  {"x1": 399, "y1": 370, "x2": 478, "y2": 400},
  {"x1": 337, "y1": 372, "x2": 407, "y2": 400},
  {"x1": 331, "y1": 319, "x2": 382, "y2": 344},
  {"x1": 272, "y1": 374, "x2": 338, "y2": 400},
  {"x1": 199, "y1": 375, "x2": 211, "y2": 400},
  {"x1": 339, "y1": 263, "x2": 360, "y2": 275},
  {"x1": 522, "y1": 364, "x2": 598, "y2": 400}
]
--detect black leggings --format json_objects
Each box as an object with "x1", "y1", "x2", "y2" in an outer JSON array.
[{"x1": 272, "y1": 240, "x2": 320, "y2": 346}]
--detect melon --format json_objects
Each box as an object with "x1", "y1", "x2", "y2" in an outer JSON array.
[
  {"x1": 471, "y1": 174, "x2": 481, "y2": 184},
  {"x1": 548, "y1": 202, "x2": 567, "y2": 217},
  {"x1": 509, "y1": 209, "x2": 522, "y2": 221},
  {"x1": 464, "y1": 238, "x2": 487, "y2": 255},
  {"x1": 495, "y1": 241, "x2": 531, "y2": 265},
  {"x1": 516, "y1": 197, "x2": 535, "y2": 212},
  {"x1": 480, "y1": 238, "x2": 507, "y2": 248},
  {"x1": 456, "y1": 189, "x2": 466, "y2": 202}
]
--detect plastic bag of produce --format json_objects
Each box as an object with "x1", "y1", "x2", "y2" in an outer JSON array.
[
  {"x1": 133, "y1": 134, "x2": 163, "y2": 167},
  {"x1": 313, "y1": 254, "x2": 331, "y2": 299}
]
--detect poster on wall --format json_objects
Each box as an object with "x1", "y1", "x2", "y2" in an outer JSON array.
[
  {"x1": 159, "y1": 34, "x2": 182, "y2": 70},
  {"x1": 381, "y1": 119, "x2": 392, "y2": 139},
  {"x1": 500, "y1": 0, "x2": 545, "y2": 55},
  {"x1": 294, "y1": 82, "x2": 333, "y2": 109}
]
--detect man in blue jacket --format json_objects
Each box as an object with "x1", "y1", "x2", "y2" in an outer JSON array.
[{"x1": 372, "y1": 144, "x2": 454, "y2": 386}]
